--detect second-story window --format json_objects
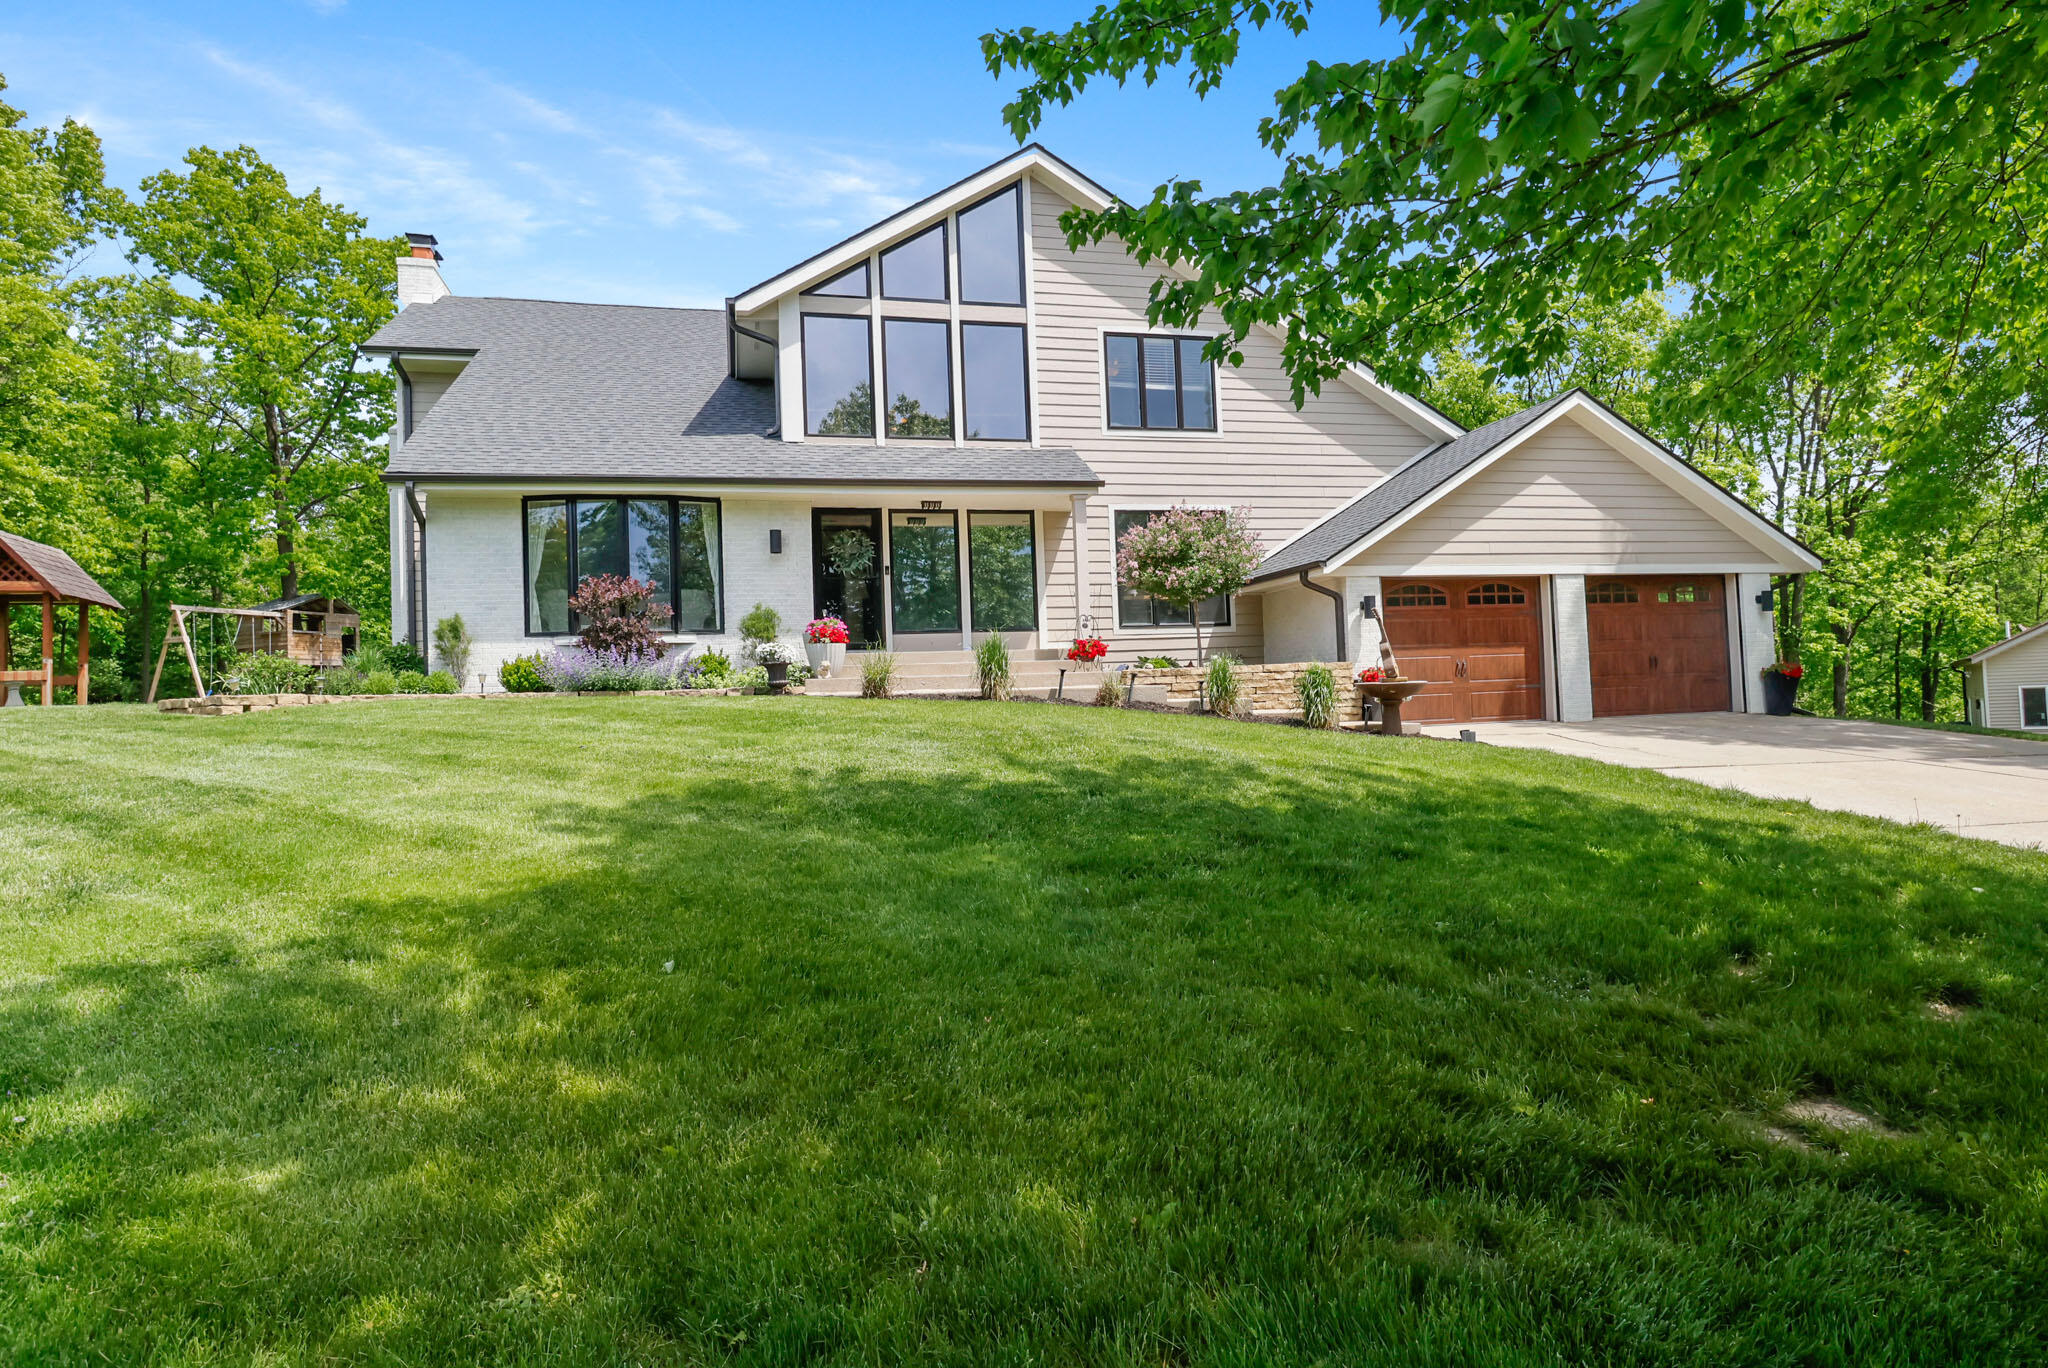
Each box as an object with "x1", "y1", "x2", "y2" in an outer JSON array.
[
  {"x1": 957, "y1": 183, "x2": 1024, "y2": 305},
  {"x1": 803, "y1": 313, "x2": 874, "y2": 437},
  {"x1": 883, "y1": 318, "x2": 952, "y2": 438},
  {"x1": 1105, "y1": 334, "x2": 1216, "y2": 432}
]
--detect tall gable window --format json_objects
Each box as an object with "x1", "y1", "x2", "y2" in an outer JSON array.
[
  {"x1": 881, "y1": 223, "x2": 947, "y2": 302},
  {"x1": 956, "y1": 183, "x2": 1024, "y2": 305},
  {"x1": 961, "y1": 322, "x2": 1029, "y2": 441},
  {"x1": 804, "y1": 261, "x2": 869, "y2": 298},
  {"x1": 803, "y1": 313, "x2": 874, "y2": 437},
  {"x1": 882, "y1": 318, "x2": 952, "y2": 439},
  {"x1": 524, "y1": 497, "x2": 723, "y2": 636},
  {"x1": 1105, "y1": 335, "x2": 1216, "y2": 431}
]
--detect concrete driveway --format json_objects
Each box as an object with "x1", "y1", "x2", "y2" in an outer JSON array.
[{"x1": 1420, "y1": 712, "x2": 2048, "y2": 850}]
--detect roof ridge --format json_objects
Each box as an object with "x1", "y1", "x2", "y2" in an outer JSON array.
[{"x1": 446, "y1": 295, "x2": 724, "y2": 314}]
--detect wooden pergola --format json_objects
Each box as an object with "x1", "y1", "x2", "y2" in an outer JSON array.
[{"x1": 0, "y1": 530, "x2": 123, "y2": 707}]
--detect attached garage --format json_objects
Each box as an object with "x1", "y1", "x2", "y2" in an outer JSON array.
[
  {"x1": 1245, "y1": 390, "x2": 1824, "y2": 722},
  {"x1": 1381, "y1": 578, "x2": 1545, "y2": 723},
  {"x1": 1586, "y1": 576, "x2": 1731, "y2": 716}
]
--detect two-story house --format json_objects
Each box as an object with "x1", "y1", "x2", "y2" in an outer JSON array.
[{"x1": 362, "y1": 145, "x2": 1818, "y2": 723}]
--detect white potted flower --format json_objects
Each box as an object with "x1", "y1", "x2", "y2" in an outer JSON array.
[{"x1": 753, "y1": 640, "x2": 801, "y2": 693}]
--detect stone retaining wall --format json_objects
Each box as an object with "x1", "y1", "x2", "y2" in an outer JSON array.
[
  {"x1": 1129, "y1": 662, "x2": 1363, "y2": 716},
  {"x1": 157, "y1": 687, "x2": 794, "y2": 717}
]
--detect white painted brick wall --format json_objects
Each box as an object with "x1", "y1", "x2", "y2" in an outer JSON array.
[
  {"x1": 1346, "y1": 574, "x2": 1382, "y2": 671},
  {"x1": 419, "y1": 492, "x2": 820, "y2": 690},
  {"x1": 1735, "y1": 572, "x2": 1776, "y2": 713},
  {"x1": 1551, "y1": 573, "x2": 1594, "y2": 722},
  {"x1": 1260, "y1": 582, "x2": 1336, "y2": 663}
]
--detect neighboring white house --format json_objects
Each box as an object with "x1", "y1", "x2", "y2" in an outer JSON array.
[
  {"x1": 361, "y1": 145, "x2": 1821, "y2": 722},
  {"x1": 1960, "y1": 622, "x2": 2048, "y2": 731}
]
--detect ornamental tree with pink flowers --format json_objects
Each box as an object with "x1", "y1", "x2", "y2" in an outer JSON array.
[{"x1": 1114, "y1": 505, "x2": 1262, "y2": 664}]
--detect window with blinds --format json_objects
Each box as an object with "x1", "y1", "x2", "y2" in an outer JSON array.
[{"x1": 1104, "y1": 334, "x2": 1216, "y2": 431}]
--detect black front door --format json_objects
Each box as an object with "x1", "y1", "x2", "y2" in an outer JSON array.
[{"x1": 813, "y1": 509, "x2": 885, "y2": 648}]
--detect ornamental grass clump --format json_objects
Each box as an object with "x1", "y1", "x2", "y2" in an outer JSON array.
[
  {"x1": 975, "y1": 633, "x2": 1012, "y2": 701},
  {"x1": 1204, "y1": 653, "x2": 1243, "y2": 718},
  {"x1": 1094, "y1": 668, "x2": 1128, "y2": 707},
  {"x1": 1297, "y1": 663, "x2": 1338, "y2": 729},
  {"x1": 860, "y1": 651, "x2": 897, "y2": 699}
]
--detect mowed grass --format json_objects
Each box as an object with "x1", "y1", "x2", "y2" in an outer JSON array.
[{"x1": 1, "y1": 698, "x2": 2044, "y2": 1366}]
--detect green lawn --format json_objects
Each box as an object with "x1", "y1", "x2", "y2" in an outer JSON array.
[{"x1": 2, "y1": 698, "x2": 2044, "y2": 1366}]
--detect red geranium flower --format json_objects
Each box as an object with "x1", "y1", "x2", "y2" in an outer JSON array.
[{"x1": 1066, "y1": 636, "x2": 1107, "y2": 663}]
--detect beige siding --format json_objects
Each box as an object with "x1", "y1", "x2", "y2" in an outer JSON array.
[
  {"x1": 1977, "y1": 635, "x2": 2048, "y2": 731},
  {"x1": 1029, "y1": 178, "x2": 1438, "y2": 658},
  {"x1": 1364, "y1": 415, "x2": 1773, "y2": 571},
  {"x1": 409, "y1": 369, "x2": 460, "y2": 429}
]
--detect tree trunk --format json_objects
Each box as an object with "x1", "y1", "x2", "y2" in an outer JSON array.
[
  {"x1": 1829, "y1": 621, "x2": 1854, "y2": 717},
  {"x1": 265, "y1": 401, "x2": 298, "y2": 598},
  {"x1": 1891, "y1": 627, "x2": 1903, "y2": 719},
  {"x1": 137, "y1": 524, "x2": 152, "y2": 698},
  {"x1": 1190, "y1": 604, "x2": 1206, "y2": 665},
  {"x1": 1919, "y1": 616, "x2": 1939, "y2": 721}
]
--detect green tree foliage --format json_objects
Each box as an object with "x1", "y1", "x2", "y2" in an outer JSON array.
[
  {"x1": 1, "y1": 78, "x2": 403, "y2": 698},
  {"x1": 120, "y1": 146, "x2": 401, "y2": 600},
  {"x1": 986, "y1": 2, "x2": 2048, "y2": 400}
]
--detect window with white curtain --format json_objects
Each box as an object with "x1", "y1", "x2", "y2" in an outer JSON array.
[{"x1": 523, "y1": 497, "x2": 723, "y2": 635}]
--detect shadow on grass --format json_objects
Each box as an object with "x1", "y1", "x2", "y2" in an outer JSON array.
[{"x1": 2, "y1": 701, "x2": 2044, "y2": 1365}]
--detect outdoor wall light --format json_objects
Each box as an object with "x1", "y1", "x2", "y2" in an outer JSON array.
[
  {"x1": 1359, "y1": 594, "x2": 1377, "y2": 615},
  {"x1": 1755, "y1": 588, "x2": 1774, "y2": 611},
  {"x1": 769, "y1": 529, "x2": 783, "y2": 554}
]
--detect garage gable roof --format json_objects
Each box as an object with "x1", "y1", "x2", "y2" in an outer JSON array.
[
  {"x1": 1960, "y1": 619, "x2": 2048, "y2": 665},
  {"x1": 1251, "y1": 390, "x2": 1821, "y2": 582}
]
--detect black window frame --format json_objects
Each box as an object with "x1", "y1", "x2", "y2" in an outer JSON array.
[
  {"x1": 880, "y1": 315, "x2": 955, "y2": 441},
  {"x1": 1111, "y1": 508, "x2": 1233, "y2": 630},
  {"x1": 801, "y1": 260, "x2": 870, "y2": 299},
  {"x1": 887, "y1": 508, "x2": 963, "y2": 636},
  {"x1": 955, "y1": 182, "x2": 1027, "y2": 307},
  {"x1": 967, "y1": 510, "x2": 1039, "y2": 634},
  {"x1": 1104, "y1": 333, "x2": 1218, "y2": 432},
  {"x1": 880, "y1": 222, "x2": 949, "y2": 303},
  {"x1": 800, "y1": 311, "x2": 877, "y2": 438},
  {"x1": 959, "y1": 319, "x2": 1032, "y2": 443},
  {"x1": 521, "y1": 494, "x2": 725, "y2": 638}
]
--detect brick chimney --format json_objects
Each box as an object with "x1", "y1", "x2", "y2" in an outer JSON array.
[{"x1": 396, "y1": 232, "x2": 449, "y2": 308}]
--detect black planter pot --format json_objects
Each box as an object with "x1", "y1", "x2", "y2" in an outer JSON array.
[
  {"x1": 1762, "y1": 670, "x2": 1798, "y2": 716},
  {"x1": 765, "y1": 660, "x2": 791, "y2": 694}
]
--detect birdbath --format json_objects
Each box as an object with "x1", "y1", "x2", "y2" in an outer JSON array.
[{"x1": 1355, "y1": 677, "x2": 1430, "y2": 735}]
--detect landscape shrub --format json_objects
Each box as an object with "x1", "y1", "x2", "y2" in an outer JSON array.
[
  {"x1": 432, "y1": 614, "x2": 473, "y2": 680},
  {"x1": 359, "y1": 670, "x2": 398, "y2": 696},
  {"x1": 694, "y1": 649, "x2": 733, "y2": 682},
  {"x1": 1298, "y1": 663, "x2": 1338, "y2": 729},
  {"x1": 739, "y1": 603, "x2": 781, "y2": 660},
  {"x1": 1094, "y1": 669, "x2": 1128, "y2": 707},
  {"x1": 498, "y1": 653, "x2": 547, "y2": 692},
  {"x1": 975, "y1": 633, "x2": 1012, "y2": 701},
  {"x1": 538, "y1": 647, "x2": 692, "y2": 692},
  {"x1": 357, "y1": 640, "x2": 427, "y2": 676},
  {"x1": 569, "y1": 574, "x2": 671, "y2": 660},
  {"x1": 424, "y1": 670, "x2": 461, "y2": 694},
  {"x1": 394, "y1": 670, "x2": 428, "y2": 694},
  {"x1": 222, "y1": 651, "x2": 316, "y2": 695},
  {"x1": 1139, "y1": 655, "x2": 1178, "y2": 669},
  {"x1": 1205, "y1": 654, "x2": 1242, "y2": 718},
  {"x1": 860, "y1": 651, "x2": 896, "y2": 699}
]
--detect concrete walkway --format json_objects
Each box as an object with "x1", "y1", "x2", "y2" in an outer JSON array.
[{"x1": 1420, "y1": 712, "x2": 2048, "y2": 850}]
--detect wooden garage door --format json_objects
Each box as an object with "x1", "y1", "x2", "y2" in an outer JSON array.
[
  {"x1": 1587, "y1": 576, "x2": 1731, "y2": 716},
  {"x1": 1381, "y1": 579, "x2": 1545, "y2": 724}
]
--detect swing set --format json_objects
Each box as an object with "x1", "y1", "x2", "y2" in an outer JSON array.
[{"x1": 145, "y1": 595, "x2": 361, "y2": 702}]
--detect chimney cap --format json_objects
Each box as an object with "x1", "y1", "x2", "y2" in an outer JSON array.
[{"x1": 405, "y1": 232, "x2": 443, "y2": 263}]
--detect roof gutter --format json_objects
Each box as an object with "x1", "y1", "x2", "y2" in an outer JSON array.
[{"x1": 1298, "y1": 570, "x2": 1347, "y2": 663}]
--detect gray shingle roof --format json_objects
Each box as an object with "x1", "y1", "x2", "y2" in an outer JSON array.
[
  {"x1": 1250, "y1": 392, "x2": 1576, "y2": 583},
  {"x1": 361, "y1": 296, "x2": 1100, "y2": 487}
]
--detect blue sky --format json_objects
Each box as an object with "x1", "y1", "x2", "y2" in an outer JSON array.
[{"x1": 4, "y1": 1, "x2": 1400, "y2": 308}]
